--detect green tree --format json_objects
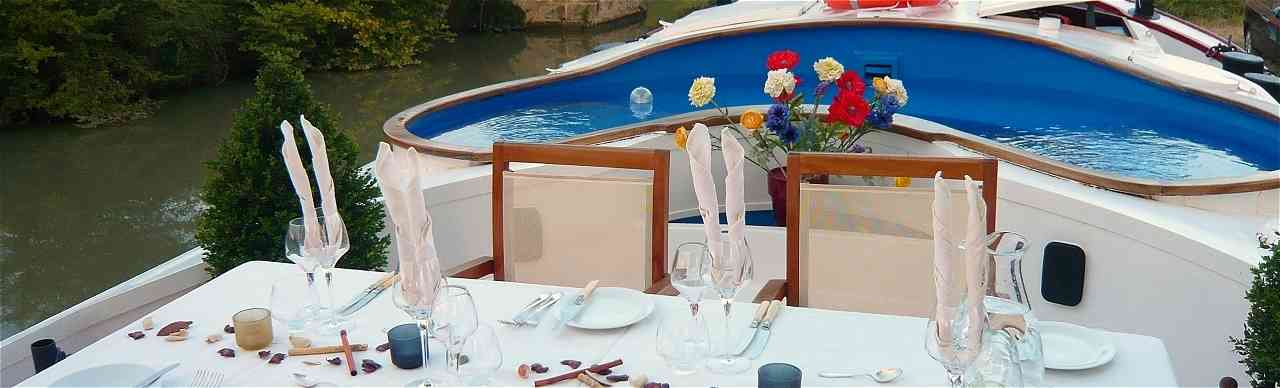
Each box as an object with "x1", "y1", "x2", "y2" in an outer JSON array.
[
  {"x1": 195, "y1": 58, "x2": 388, "y2": 276},
  {"x1": 239, "y1": 0, "x2": 453, "y2": 71},
  {"x1": 1233, "y1": 232, "x2": 1280, "y2": 387}
]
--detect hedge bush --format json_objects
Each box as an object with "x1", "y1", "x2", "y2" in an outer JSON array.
[
  {"x1": 1232, "y1": 231, "x2": 1280, "y2": 387},
  {"x1": 194, "y1": 58, "x2": 388, "y2": 277}
]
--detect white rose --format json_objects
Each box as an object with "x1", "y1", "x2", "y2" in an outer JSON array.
[
  {"x1": 886, "y1": 78, "x2": 908, "y2": 106},
  {"x1": 813, "y1": 57, "x2": 844, "y2": 82},
  {"x1": 763, "y1": 69, "x2": 797, "y2": 98}
]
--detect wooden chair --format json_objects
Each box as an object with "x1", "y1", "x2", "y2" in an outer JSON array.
[
  {"x1": 754, "y1": 153, "x2": 997, "y2": 317},
  {"x1": 450, "y1": 142, "x2": 676, "y2": 295}
]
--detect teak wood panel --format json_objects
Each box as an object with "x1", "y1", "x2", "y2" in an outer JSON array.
[
  {"x1": 784, "y1": 152, "x2": 998, "y2": 307},
  {"x1": 491, "y1": 142, "x2": 670, "y2": 291}
]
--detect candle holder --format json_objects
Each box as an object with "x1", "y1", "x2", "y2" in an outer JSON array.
[
  {"x1": 388, "y1": 323, "x2": 427, "y2": 369},
  {"x1": 233, "y1": 308, "x2": 273, "y2": 350}
]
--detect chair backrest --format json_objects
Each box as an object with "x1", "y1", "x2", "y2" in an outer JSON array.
[
  {"x1": 785, "y1": 152, "x2": 997, "y2": 316},
  {"x1": 492, "y1": 142, "x2": 670, "y2": 291}
]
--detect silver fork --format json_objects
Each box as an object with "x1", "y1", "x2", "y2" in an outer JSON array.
[
  {"x1": 189, "y1": 369, "x2": 226, "y2": 388},
  {"x1": 499, "y1": 293, "x2": 551, "y2": 327},
  {"x1": 499, "y1": 292, "x2": 561, "y2": 327}
]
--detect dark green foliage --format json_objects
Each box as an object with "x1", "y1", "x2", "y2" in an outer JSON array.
[
  {"x1": 195, "y1": 59, "x2": 388, "y2": 277},
  {"x1": 448, "y1": 0, "x2": 527, "y2": 33},
  {"x1": 239, "y1": 0, "x2": 453, "y2": 71},
  {"x1": 1, "y1": 0, "x2": 452, "y2": 128},
  {"x1": 1232, "y1": 232, "x2": 1280, "y2": 387}
]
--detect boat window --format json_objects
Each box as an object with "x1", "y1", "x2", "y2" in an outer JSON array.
[{"x1": 1001, "y1": 3, "x2": 1132, "y2": 38}]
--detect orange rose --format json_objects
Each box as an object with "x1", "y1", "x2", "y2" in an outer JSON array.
[
  {"x1": 675, "y1": 126, "x2": 689, "y2": 150},
  {"x1": 740, "y1": 110, "x2": 764, "y2": 133}
]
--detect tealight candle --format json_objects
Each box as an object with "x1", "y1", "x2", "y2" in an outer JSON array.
[
  {"x1": 232, "y1": 308, "x2": 272, "y2": 350},
  {"x1": 758, "y1": 363, "x2": 802, "y2": 388}
]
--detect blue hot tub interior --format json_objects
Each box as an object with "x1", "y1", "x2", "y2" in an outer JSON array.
[{"x1": 408, "y1": 25, "x2": 1280, "y2": 181}]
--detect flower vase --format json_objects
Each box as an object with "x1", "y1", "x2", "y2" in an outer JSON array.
[{"x1": 766, "y1": 167, "x2": 828, "y2": 227}]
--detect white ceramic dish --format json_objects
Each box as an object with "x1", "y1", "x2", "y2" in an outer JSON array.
[
  {"x1": 49, "y1": 363, "x2": 156, "y2": 387},
  {"x1": 566, "y1": 287, "x2": 655, "y2": 330},
  {"x1": 1040, "y1": 321, "x2": 1117, "y2": 370}
]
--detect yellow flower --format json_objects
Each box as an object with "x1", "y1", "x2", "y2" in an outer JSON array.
[
  {"x1": 886, "y1": 77, "x2": 908, "y2": 106},
  {"x1": 675, "y1": 126, "x2": 689, "y2": 150},
  {"x1": 894, "y1": 176, "x2": 912, "y2": 188},
  {"x1": 688, "y1": 77, "x2": 716, "y2": 108},
  {"x1": 740, "y1": 110, "x2": 764, "y2": 133},
  {"x1": 873, "y1": 77, "x2": 889, "y2": 94},
  {"x1": 813, "y1": 57, "x2": 845, "y2": 82}
]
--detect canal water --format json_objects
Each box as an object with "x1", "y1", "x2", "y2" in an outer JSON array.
[{"x1": 0, "y1": 8, "x2": 695, "y2": 339}]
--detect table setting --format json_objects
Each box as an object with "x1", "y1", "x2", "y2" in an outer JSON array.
[{"x1": 16, "y1": 117, "x2": 1176, "y2": 387}]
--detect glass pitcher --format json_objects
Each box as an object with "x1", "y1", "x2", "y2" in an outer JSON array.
[{"x1": 982, "y1": 231, "x2": 1045, "y2": 386}]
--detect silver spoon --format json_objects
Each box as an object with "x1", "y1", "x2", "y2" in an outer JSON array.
[
  {"x1": 292, "y1": 372, "x2": 337, "y2": 387},
  {"x1": 818, "y1": 368, "x2": 903, "y2": 383}
]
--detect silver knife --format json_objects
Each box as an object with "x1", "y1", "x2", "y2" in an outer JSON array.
[
  {"x1": 336, "y1": 272, "x2": 398, "y2": 316},
  {"x1": 558, "y1": 280, "x2": 599, "y2": 327},
  {"x1": 746, "y1": 300, "x2": 783, "y2": 359},
  {"x1": 733, "y1": 301, "x2": 772, "y2": 355},
  {"x1": 135, "y1": 362, "x2": 180, "y2": 388}
]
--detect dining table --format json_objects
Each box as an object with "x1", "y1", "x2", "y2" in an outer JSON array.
[{"x1": 17, "y1": 261, "x2": 1177, "y2": 387}]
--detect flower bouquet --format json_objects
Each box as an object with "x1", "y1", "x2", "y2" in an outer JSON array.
[{"x1": 677, "y1": 50, "x2": 910, "y2": 225}]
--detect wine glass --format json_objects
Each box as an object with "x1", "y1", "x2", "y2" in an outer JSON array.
[
  {"x1": 925, "y1": 307, "x2": 984, "y2": 387},
  {"x1": 432, "y1": 284, "x2": 479, "y2": 383},
  {"x1": 285, "y1": 214, "x2": 324, "y2": 321},
  {"x1": 705, "y1": 231, "x2": 754, "y2": 374},
  {"x1": 457, "y1": 324, "x2": 503, "y2": 385},
  {"x1": 671, "y1": 242, "x2": 712, "y2": 315},
  {"x1": 313, "y1": 212, "x2": 350, "y2": 334},
  {"x1": 269, "y1": 276, "x2": 312, "y2": 336},
  {"x1": 392, "y1": 278, "x2": 444, "y2": 387}
]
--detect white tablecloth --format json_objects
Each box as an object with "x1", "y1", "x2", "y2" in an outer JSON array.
[{"x1": 19, "y1": 261, "x2": 1177, "y2": 387}]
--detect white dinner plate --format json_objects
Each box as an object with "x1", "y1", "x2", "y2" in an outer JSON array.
[
  {"x1": 49, "y1": 363, "x2": 156, "y2": 387},
  {"x1": 566, "y1": 287, "x2": 655, "y2": 330},
  {"x1": 1040, "y1": 321, "x2": 1117, "y2": 370}
]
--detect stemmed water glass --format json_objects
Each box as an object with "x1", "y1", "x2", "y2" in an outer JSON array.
[
  {"x1": 392, "y1": 277, "x2": 444, "y2": 387},
  {"x1": 432, "y1": 285, "x2": 479, "y2": 384},
  {"x1": 706, "y1": 231, "x2": 754, "y2": 374},
  {"x1": 285, "y1": 210, "x2": 350, "y2": 334},
  {"x1": 925, "y1": 307, "x2": 984, "y2": 387},
  {"x1": 659, "y1": 242, "x2": 712, "y2": 374}
]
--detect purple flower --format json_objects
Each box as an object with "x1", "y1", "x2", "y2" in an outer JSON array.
[
  {"x1": 766, "y1": 104, "x2": 799, "y2": 144},
  {"x1": 879, "y1": 94, "x2": 901, "y2": 114},
  {"x1": 815, "y1": 81, "x2": 831, "y2": 96},
  {"x1": 867, "y1": 110, "x2": 893, "y2": 129},
  {"x1": 851, "y1": 143, "x2": 867, "y2": 153}
]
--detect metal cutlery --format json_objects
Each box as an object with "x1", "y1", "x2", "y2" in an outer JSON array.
[
  {"x1": 744, "y1": 300, "x2": 783, "y2": 359},
  {"x1": 818, "y1": 368, "x2": 903, "y2": 383},
  {"x1": 134, "y1": 362, "x2": 179, "y2": 388},
  {"x1": 500, "y1": 292, "x2": 562, "y2": 327},
  {"x1": 733, "y1": 301, "x2": 772, "y2": 355},
  {"x1": 520, "y1": 292, "x2": 562, "y2": 326},
  {"x1": 558, "y1": 280, "x2": 599, "y2": 327},
  {"x1": 189, "y1": 369, "x2": 226, "y2": 388},
  {"x1": 499, "y1": 293, "x2": 551, "y2": 326},
  {"x1": 335, "y1": 272, "x2": 399, "y2": 316}
]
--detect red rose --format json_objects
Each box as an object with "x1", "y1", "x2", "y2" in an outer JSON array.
[
  {"x1": 835, "y1": 71, "x2": 865, "y2": 95},
  {"x1": 825, "y1": 90, "x2": 870, "y2": 127},
  {"x1": 767, "y1": 50, "x2": 800, "y2": 70}
]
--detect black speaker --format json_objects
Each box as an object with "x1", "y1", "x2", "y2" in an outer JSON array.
[
  {"x1": 1133, "y1": 0, "x2": 1155, "y2": 19},
  {"x1": 1042, "y1": 241, "x2": 1086, "y2": 307}
]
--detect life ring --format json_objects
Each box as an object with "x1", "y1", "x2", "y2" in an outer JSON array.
[{"x1": 825, "y1": 0, "x2": 944, "y2": 10}]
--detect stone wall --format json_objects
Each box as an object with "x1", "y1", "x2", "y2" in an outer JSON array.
[{"x1": 512, "y1": 0, "x2": 646, "y2": 26}]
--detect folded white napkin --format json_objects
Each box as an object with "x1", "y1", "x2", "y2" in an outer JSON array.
[
  {"x1": 373, "y1": 142, "x2": 441, "y2": 307},
  {"x1": 931, "y1": 172, "x2": 957, "y2": 344},
  {"x1": 298, "y1": 115, "x2": 342, "y2": 249},
  {"x1": 721, "y1": 127, "x2": 747, "y2": 259},
  {"x1": 686, "y1": 123, "x2": 723, "y2": 263},
  {"x1": 962, "y1": 175, "x2": 988, "y2": 349},
  {"x1": 280, "y1": 121, "x2": 322, "y2": 250}
]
